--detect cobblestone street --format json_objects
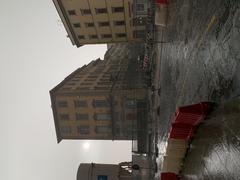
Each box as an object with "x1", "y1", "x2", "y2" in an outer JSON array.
[
  {"x1": 182, "y1": 98, "x2": 240, "y2": 180},
  {"x1": 153, "y1": 0, "x2": 240, "y2": 179}
]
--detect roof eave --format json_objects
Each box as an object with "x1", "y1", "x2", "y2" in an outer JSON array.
[
  {"x1": 50, "y1": 89, "x2": 62, "y2": 143},
  {"x1": 52, "y1": 0, "x2": 82, "y2": 47}
]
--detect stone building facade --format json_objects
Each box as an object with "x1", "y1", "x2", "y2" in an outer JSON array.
[
  {"x1": 53, "y1": 0, "x2": 148, "y2": 47},
  {"x1": 50, "y1": 43, "x2": 148, "y2": 142},
  {"x1": 77, "y1": 162, "x2": 132, "y2": 180}
]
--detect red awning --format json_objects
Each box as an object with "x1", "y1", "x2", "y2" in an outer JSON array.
[{"x1": 156, "y1": 0, "x2": 169, "y2": 4}]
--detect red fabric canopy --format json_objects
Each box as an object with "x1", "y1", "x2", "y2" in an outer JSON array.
[
  {"x1": 156, "y1": 0, "x2": 169, "y2": 5},
  {"x1": 161, "y1": 172, "x2": 179, "y2": 180}
]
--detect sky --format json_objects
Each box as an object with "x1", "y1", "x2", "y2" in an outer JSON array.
[{"x1": 0, "y1": 0, "x2": 131, "y2": 179}]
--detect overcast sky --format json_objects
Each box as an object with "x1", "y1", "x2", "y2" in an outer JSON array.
[{"x1": 0, "y1": 0, "x2": 131, "y2": 179}]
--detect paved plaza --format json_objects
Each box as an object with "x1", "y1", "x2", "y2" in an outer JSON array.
[{"x1": 152, "y1": 0, "x2": 240, "y2": 179}]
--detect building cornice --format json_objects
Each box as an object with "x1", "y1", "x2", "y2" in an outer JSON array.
[
  {"x1": 52, "y1": 0, "x2": 82, "y2": 47},
  {"x1": 50, "y1": 93, "x2": 62, "y2": 143}
]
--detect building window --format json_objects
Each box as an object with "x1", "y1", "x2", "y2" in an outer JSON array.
[
  {"x1": 68, "y1": 10, "x2": 76, "y2": 15},
  {"x1": 60, "y1": 114, "x2": 70, "y2": 121},
  {"x1": 88, "y1": 75, "x2": 98, "y2": 78},
  {"x1": 95, "y1": 8, "x2": 107, "y2": 14},
  {"x1": 115, "y1": 33, "x2": 126, "y2": 38},
  {"x1": 114, "y1": 20, "x2": 125, "y2": 26},
  {"x1": 95, "y1": 113, "x2": 111, "y2": 120},
  {"x1": 94, "y1": 86, "x2": 108, "y2": 90},
  {"x1": 74, "y1": 100, "x2": 87, "y2": 107},
  {"x1": 85, "y1": 79, "x2": 96, "y2": 82},
  {"x1": 77, "y1": 126, "x2": 90, "y2": 134},
  {"x1": 126, "y1": 113, "x2": 136, "y2": 120},
  {"x1": 97, "y1": 81, "x2": 111, "y2": 85},
  {"x1": 125, "y1": 99, "x2": 136, "y2": 109},
  {"x1": 133, "y1": 30, "x2": 146, "y2": 38},
  {"x1": 61, "y1": 126, "x2": 71, "y2": 134},
  {"x1": 73, "y1": 23, "x2": 81, "y2": 28},
  {"x1": 57, "y1": 101, "x2": 68, "y2": 107},
  {"x1": 98, "y1": 175, "x2": 108, "y2": 180},
  {"x1": 101, "y1": 34, "x2": 112, "y2": 38},
  {"x1": 133, "y1": 17, "x2": 146, "y2": 26},
  {"x1": 98, "y1": 21, "x2": 110, "y2": 27},
  {"x1": 115, "y1": 126, "x2": 120, "y2": 134},
  {"x1": 137, "y1": 101, "x2": 147, "y2": 108},
  {"x1": 112, "y1": 7, "x2": 124, "y2": 13},
  {"x1": 76, "y1": 87, "x2": 90, "y2": 90},
  {"x1": 136, "y1": 4, "x2": 145, "y2": 11},
  {"x1": 95, "y1": 126, "x2": 111, "y2": 133},
  {"x1": 100, "y1": 77, "x2": 110, "y2": 81},
  {"x1": 85, "y1": 22, "x2": 94, "y2": 27},
  {"x1": 78, "y1": 35, "x2": 85, "y2": 39},
  {"x1": 94, "y1": 68, "x2": 104, "y2": 73},
  {"x1": 81, "y1": 82, "x2": 92, "y2": 85},
  {"x1": 92, "y1": 100, "x2": 109, "y2": 108},
  {"x1": 89, "y1": 34, "x2": 98, "y2": 39},
  {"x1": 113, "y1": 112, "x2": 119, "y2": 121},
  {"x1": 67, "y1": 83, "x2": 75, "y2": 86},
  {"x1": 80, "y1": 9, "x2": 91, "y2": 15},
  {"x1": 76, "y1": 113, "x2": 89, "y2": 120},
  {"x1": 61, "y1": 87, "x2": 71, "y2": 91}
]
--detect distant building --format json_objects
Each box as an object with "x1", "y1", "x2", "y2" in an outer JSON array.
[
  {"x1": 77, "y1": 162, "x2": 132, "y2": 180},
  {"x1": 53, "y1": 0, "x2": 148, "y2": 47},
  {"x1": 50, "y1": 44, "x2": 148, "y2": 143}
]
